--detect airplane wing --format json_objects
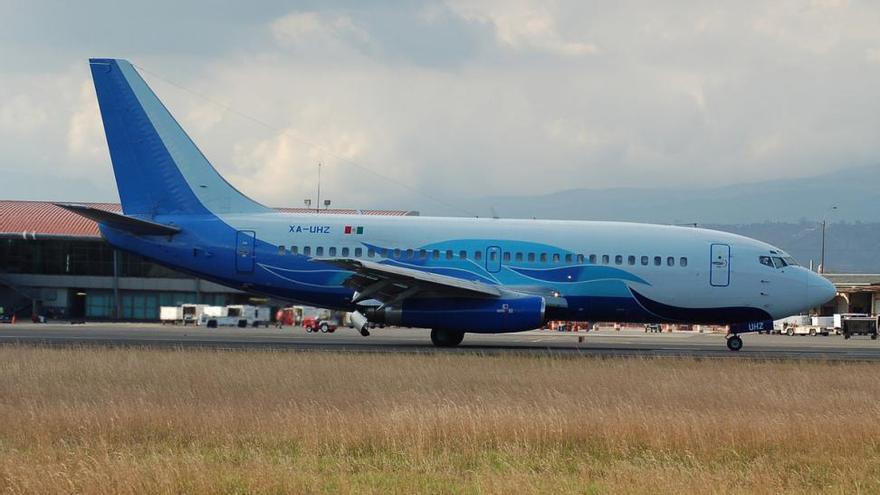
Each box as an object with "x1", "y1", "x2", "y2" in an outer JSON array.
[{"x1": 314, "y1": 258, "x2": 502, "y2": 305}]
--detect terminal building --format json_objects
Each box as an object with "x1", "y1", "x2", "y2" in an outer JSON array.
[
  {"x1": 1, "y1": 199, "x2": 877, "y2": 322},
  {"x1": 0, "y1": 200, "x2": 415, "y2": 321}
]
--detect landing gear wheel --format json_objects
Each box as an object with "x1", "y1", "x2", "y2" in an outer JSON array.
[
  {"x1": 430, "y1": 329, "x2": 465, "y2": 347},
  {"x1": 726, "y1": 335, "x2": 743, "y2": 352},
  {"x1": 359, "y1": 327, "x2": 370, "y2": 337}
]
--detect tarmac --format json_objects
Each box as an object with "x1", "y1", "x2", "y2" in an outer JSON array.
[{"x1": 1, "y1": 323, "x2": 880, "y2": 361}]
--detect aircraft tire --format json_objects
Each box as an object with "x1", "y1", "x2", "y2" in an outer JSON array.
[
  {"x1": 430, "y1": 329, "x2": 465, "y2": 347},
  {"x1": 726, "y1": 335, "x2": 743, "y2": 352}
]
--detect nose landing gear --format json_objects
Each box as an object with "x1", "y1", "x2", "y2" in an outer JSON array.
[{"x1": 726, "y1": 334, "x2": 743, "y2": 351}]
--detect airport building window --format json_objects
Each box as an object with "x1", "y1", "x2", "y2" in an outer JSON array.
[
  {"x1": 432, "y1": 249, "x2": 440, "y2": 260},
  {"x1": 459, "y1": 250, "x2": 467, "y2": 259},
  {"x1": 303, "y1": 246, "x2": 311, "y2": 256},
  {"x1": 615, "y1": 255, "x2": 623, "y2": 265},
  {"x1": 667, "y1": 256, "x2": 674, "y2": 266},
  {"x1": 503, "y1": 252, "x2": 511, "y2": 262},
  {"x1": 680, "y1": 257, "x2": 688, "y2": 267},
  {"x1": 341, "y1": 247, "x2": 349, "y2": 257},
  {"x1": 329, "y1": 247, "x2": 337, "y2": 256},
  {"x1": 528, "y1": 253, "x2": 536, "y2": 262},
  {"x1": 316, "y1": 247, "x2": 324, "y2": 256},
  {"x1": 641, "y1": 256, "x2": 649, "y2": 266},
  {"x1": 628, "y1": 255, "x2": 636, "y2": 265},
  {"x1": 602, "y1": 255, "x2": 609, "y2": 264},
  {"x1": 654, "y1": 256, "x2": 661, "y2": 266}
]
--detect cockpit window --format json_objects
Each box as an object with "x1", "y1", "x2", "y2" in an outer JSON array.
[
  {"x1": 759, "y1": 256, "x2": 773, "y2": 267},
  {"x1": 772, "y1": 257, "x2": 785, "y2": 268},
  {"x1": 782, "y1": 256, "x2": 799, "y2": 267}
]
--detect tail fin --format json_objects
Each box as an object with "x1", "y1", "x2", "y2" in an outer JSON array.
[{"x1": 89, "y1": 58, "x2": 270, "y2": 217}]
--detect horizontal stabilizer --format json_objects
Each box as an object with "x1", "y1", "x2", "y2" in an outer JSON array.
[{"x1": 55, "y1": 203, "x2": 181, "y2": 236}]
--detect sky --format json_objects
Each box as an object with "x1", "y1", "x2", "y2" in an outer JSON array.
[{"x1": 1, "y1": 0, "x2": 879, "y2": 216}]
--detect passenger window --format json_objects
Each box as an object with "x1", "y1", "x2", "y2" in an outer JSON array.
[
  {"x1": 446, "y1": 250, "x2": 453, "y2": 259},
  {"x1": 418, "y1": 249, "x2": 427, "y2": 260},
  {"x1": 355, "y1": 248, "x2": 362, "y2": 257},
  {"x1": 367, "y1": 248, "x2": 374, "y2": 258},
  {"x1": 503, "y1": 252, "x2": 511, "y2": 262},
  {"x1": 459, "y1": 250, "x2": 467, "y2": 259},
  {"x1": 432, "y1": 249, "x2": 440, "y2": 260},
  {"x1": 316, "y1": 247, "x2": 324, "y2": 256},
  {"x1": 393, "y1": 249, "x2": 401, "y2": 259},
  {"x1": 680, "y1": 257, "x2": 687, "y2": 267},
  {"x1": 628, "y1": 255, "x2": 636, "y2": 265},
  {"x1": 667, "y1": 256, "x2": 674, "y2": 266},
  {"x1": 303, "y1": 246, "x2": 311, "y2": 256},
  {"x1": 641, "y1": 256, "x2": 649, "y2": 266},
  {"x1": 378, "y1": 248, "x2": 386, "y2": 257},
  {"x1": 528, "y1": 253, "x2": 536, "y2": 262},
  {"x1": 759, "y1": 256, "x2": 773, "y2": 267},
  {"x1": 341, "y1": 247, "x2": 350, "y2": 257},
  {"x1": 291, "y1": 246, "x2": 298, "y2": 255},
  {"x1": 565, "y1": 254, "x2": 573, "y2": 263},
  {"x1": 590, "y1": 254, "x2": 597, "y2": 264},
  {"x1": 489, "y1": 251, "x2": 497, "y2": 261},
  {"x1": 329, "y1": 247, "x2": 337, "y2": 256},
  {"x1": 552, "y1": 253, "x2": 560, "y2": 263},
  {"x1": 615, "y1": 255, "x2": 623, "y2": 265},
  {"x1": 278, "y1": 246, "x2": 286, "y2": 255},
  {"x1": 475, "y1": 251, "x2": 482, "y2": 261},
  {"x1": 540, "y1": 253, "x2": 548, "y2": 263},
  {"x1": 654, "y1": 256, "x2": 661, "y2": 266},
  {"x1": 576, "y1": 254, "x2": 584, "y2": 264},
  {"x1": 602, "y1": 255, "x2": 609, "y2": 264},
  {"x1": 516, "y1": 252, "x2": 524, "y2": 262}
]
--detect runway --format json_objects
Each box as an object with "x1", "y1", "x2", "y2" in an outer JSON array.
[{"x1": 2, "y1": 323, "x2": 880, "y2": 360}]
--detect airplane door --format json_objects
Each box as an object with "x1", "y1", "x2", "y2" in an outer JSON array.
[
  {"x1": 710, "y1": 243, "x2": 730, "y2": 287},
  {"x1": 486, "y1": 246, "x2": 502, "y2": 273},
  {"x1": 236, "y1": 230, "x2": 256, "y2": 273}
]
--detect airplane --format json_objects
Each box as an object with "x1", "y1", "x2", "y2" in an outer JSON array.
[{"x1": 60, "y1": 58, "x2": 837, "y2": 351}]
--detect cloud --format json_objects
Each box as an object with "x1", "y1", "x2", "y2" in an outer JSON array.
[{"x1": 445, "y1": 0, "x2": 598, "y2": 55}]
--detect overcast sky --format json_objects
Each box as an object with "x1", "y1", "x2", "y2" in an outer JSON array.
[{"x1": 1, "y1": 0, "x2": 879, "y2": 215}]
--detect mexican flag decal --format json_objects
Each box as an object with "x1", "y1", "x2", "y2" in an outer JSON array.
[{"x1": 344, "y1": 225, "x2": 364, "y2": 235}]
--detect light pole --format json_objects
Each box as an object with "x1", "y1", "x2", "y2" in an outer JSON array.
[{"x1": 819, "y1": 205, "x2": 838, "y2": 274}]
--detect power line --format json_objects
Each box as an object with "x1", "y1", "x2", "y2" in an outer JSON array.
[{"x1": 132, "y1": 63, "x2": 476, "y2": 217}]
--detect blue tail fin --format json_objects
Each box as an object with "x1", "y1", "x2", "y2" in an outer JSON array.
[{"x1": 89, "y1": 58, "x2": 270, "y2": 217}]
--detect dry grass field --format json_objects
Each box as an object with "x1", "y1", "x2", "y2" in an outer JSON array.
[{"x1": 0, "y1": 346, "x2": 879, "y2": 494}]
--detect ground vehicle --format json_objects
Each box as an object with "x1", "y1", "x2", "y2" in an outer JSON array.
[
  {"x1": 160, "y1": 304, "x2": 218, "y2": 325},
  {"x1": 302, "y1": 309, "x2": 339, "y2": 333},
  {"x1": 644, "y1": 323, "x2": 662, "y2": 333},
  {"x1": 839, "y1": 314, "x2": 878, "y2": 340},
  {"x1": 204, "y1": 305, "x2": 271, "y2": 328},
  {"x1": 159, "y1": 306, "x2": 182, "y2": 325}
]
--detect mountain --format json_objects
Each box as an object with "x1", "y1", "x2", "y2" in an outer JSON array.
[{"x1": 460, "y1": 164, "x2": 880, "y2": 224}]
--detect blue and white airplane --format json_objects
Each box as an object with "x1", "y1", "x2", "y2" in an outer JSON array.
[{"x1": 61, "y1": 58, "x2": 836, "y2": 351}]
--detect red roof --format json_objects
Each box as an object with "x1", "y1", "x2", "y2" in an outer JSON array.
[{"x1": 0, "y1": 200, "x2": 415, "y2": 239}]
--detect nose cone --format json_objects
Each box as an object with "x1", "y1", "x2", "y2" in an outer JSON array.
[{"x1": 807, "y1": 272, "x2": 837, "y2": 307}]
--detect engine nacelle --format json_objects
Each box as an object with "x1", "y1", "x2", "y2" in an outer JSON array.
[{"x1": 364, "y1": 295, "x2": 546, "y2": 333}]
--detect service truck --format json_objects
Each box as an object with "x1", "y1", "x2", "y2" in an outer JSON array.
[{"x1": 204, "y1": 305, "x2": 271, "y2": 328}]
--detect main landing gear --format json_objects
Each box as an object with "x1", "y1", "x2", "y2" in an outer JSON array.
[
  {"x1": 726, "y1": 334, "x2": 743, "y2": 352},
  {"x1": 430, "y1": 329, "x2": 465, "y2": 347}
]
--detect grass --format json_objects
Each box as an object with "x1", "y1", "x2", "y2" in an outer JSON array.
[{"x1": 0, "y1": 346, "x2": 879, "y2": 494}]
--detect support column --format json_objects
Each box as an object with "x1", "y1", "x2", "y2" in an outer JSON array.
[{"x1": 112, "y1": 249, "x2": 121, "y2": 319}]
